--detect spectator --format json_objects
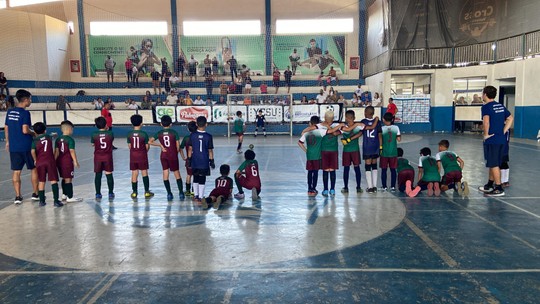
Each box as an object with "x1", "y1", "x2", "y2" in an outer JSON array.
[
  {"x1": 188, "y1": 55, "x2": 198, "y2": 82},
  {"x1": 150, "y1": 67, "x2": 161, "y2": 95},
  {"x1": 160, "y1": 57, "x2": 168, "y2": 82},
  {"x1": 351, "y1": 93, "x2": 360, "y2": 107},
  {"x1": 93, "y1": 97, "x2": 104, "y2": 110},
  {"x1": 101, "y1": 100, "x2": 117, "y2": 149},
  {"x1": 316, "y1": 89, "x2": 327, "y2": 104},
  {"x1": 289, "y1": 48, "x2": 300, "y2": 75},
  {"x1": 206, "y1": 97, "x2": 213, "y2": 105},
  {"x1": 300, "y1": 95, "x2": 308, "y2": 104},
  {"x1": 337, "y1": 94, "x2": 346, "y2": 105},
  {"x1": 0, "y1": 94, "x2": 6, "y2": 110},
  {"x1": 327, "y1": 66, "x2": 339, "y2": 85},
  {"x1": 227, "y1": 55, "x2": 238, "y2": 82},
  {"x1": 125, "y1": 57, "x2": 133, "y2": 83},
  {"x1": 308, "y1": 97, "x2": 317, "y2": 104},
  {"x1": 328, "y1": 87, "x2": 335, "y2": 97},
  {"x1": 166, "y1": 91, "x2": 178, "y2": 105},
  {"x1": 212, "y1": 56, "x2": 219, "y2": 78},
  {"x1": 205, "y1": 75, "x2": 214, "y2": 99},
  {"x1": 132, "y1": 65, "x2": 139, "y2": 87},
  {"x1": 7, "y1": 96, "x2": 14, "y2": 109},
  {"x1": 217, "y1": 96, "x2": 226, "y2": 105},
  {"x1": 386, "y1": 97, "x2": 398, "y2": 117},
  {"x1": 104, "y1": 55, "x2": 116, "y2": 83},
  {"x1": 471, "y1": 94, "x2": 483, "y2": 132},
  {"x1": 235, "y1": 76, "x2": 243, "y2": 94},
  {"x1": 141, "y1": 96, "x2": 151, "y2": 110},
  {"x1": 0, "y1": 72, "x2": 8, "y2": 96},
  {"x1": 155, "y1": 97, "x2": 164, "y2": 107},
  {"x1": 354, "y1": 84, "x2": 363, "y2": 97},
  {"x1": 284, "y1": 66, "x2": 293, "y2": 93},
  {"x1": 126, "y1": 98, "x2": 139, "y2": 110},
  {"x1": 317, "y1": 71, "x2": 325, "y2": 86},
  {"x1": 244, "y1": 79, "x2": 252, "y2": 94},
  {"x1": 56, "y1": 95, "x2": 72, "y2": 110},
  {"x1": 228, "y1": 82, "x2": 236, "y2": 95},
  {"x1": 372, "y1": 92, "x2": 382, "y2": 107},
  {"x1": 163, "y1": 69, "x2": 172, "y2": 93},
  {"x1": 471, "y1": 94, "x2": 483, "y2": 105},
  {"x1": 260, "y1": 81, "x2": 268, "y2": 94},
  {"x1": 203, "y1": 54, "x2": 212, "y2": 76},
  {"x1": 176, "y1": 55, "x2": 185, "y2": 82},
  {"x1": 240, "y1": 64, "x2": 251, "y2": 82},
  {"x1": 360, "y1": 92, "x2": 371, "y2": 107},
  {"x1": 219, "y1": 80, "x2": 228, "y2": 97},
  {"x1": 194, "y1": 96, "x2": 205, "y2": 105},
  {"x1": 106, "y1": 97, "x2": 116, "y2": 110},
  {"x1": 272, "y1": 67, "x2": 281, "y2": 94},
  {"x1": 170, "y1": 72, "x2": 180, "y2": 90},
  {"x1": 328, "y1": 90, "x2": 339, "y2": 103},
  {"x1": 184, "y1": 93, "x2": 193, "y2": 106}
]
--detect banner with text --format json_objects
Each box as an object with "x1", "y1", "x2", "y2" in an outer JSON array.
[
  {"x1": 176, "y1": 106, "x2": 211, "y2": 122},
  {"x1": 88, "y1": 36, "x2": 172, "y2": 77},
  {"x1": 155, "y1": 106, "x2": 177, "y2": 123},
  {"x1": 247, "y1": 105, "x2": 284, "y2": 123},
  {"x1": 212, "y1": 106, "x2": 248, "y2": 123},
  {"x1": 286, "y1": 104, "x2": 320, "y2": 122},
  {"x1": 272, "y1": 35, "x2": 345, "y2": 75}
]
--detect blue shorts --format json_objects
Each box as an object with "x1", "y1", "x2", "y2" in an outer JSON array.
[
  {"x1": 10, "y1": 151, "x2": 35, "y2": 170},
  {"x1": 484, "y1": 144, "x2": 505, "y2": 168}
]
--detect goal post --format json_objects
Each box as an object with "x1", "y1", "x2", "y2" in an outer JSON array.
[{"x1": 225, "y1": 93, "x2": 293, "y2": 137}]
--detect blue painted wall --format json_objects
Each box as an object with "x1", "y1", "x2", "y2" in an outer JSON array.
[
  {"x1": 431, "y1": 107, "x2": 453, "y2": 133},
  {"x1": 513, "y1": 106, "x2": 540, "y2": 139}
]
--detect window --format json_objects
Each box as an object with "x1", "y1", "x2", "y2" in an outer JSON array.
[
  {"x1": 453, "y1": 77, "x2": 487, "y2": 104},
  {"x1": 0, "y1": 0, "x2": 6, "y2": 9},
  {"x1": 276, "y1": 19, "x2": 354, "y2": 34},
  {"x1": 90, "y1": 22, "x2": 168, "y2": 36},
  {"x1": 183, "y1": 20, "x2": 261, "y2": 36}
]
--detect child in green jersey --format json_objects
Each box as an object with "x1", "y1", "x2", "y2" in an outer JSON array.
[
  {"x1": 54, "y1": 120, "x2": 82, "y2": 203},
  {"x1": 397, "y1": 148, "x2": 420, "y2": 197},
  {"x1": 380, "y1": 112, "x2": 401, "y2": 192},
  {"x1": 230, "y1": 111, "x2": 245, "y2": 153},
  {"x1": 127, "y1": 114, "x2": 153, "y2": 199},
  {"x1": 418, "y1": 147, "x2": 441, "y2": 196},
  {"x1": 340, "y1": 110, "x2": 364, "y2": 194},
  {"x1": 436, "y1": 139, "x2": 468, "y2": 196}
]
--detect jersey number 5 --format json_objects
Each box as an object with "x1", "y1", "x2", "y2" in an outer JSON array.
[{"x1": 99, "y1": 137, "x2": 107, "y2": 149}]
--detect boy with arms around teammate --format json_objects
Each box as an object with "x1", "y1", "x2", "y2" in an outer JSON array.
[
  {"x1": 436, "y1": 139, "x2": 469, "y2": 196},
  {"x1": 340, "y1": 110, "x2": 364, "y2": 194},
  {"x1": 234, "y1": 149, "x2": 261, "y2": 200},
  {"x1": 31, "y1": 122, "x2": 63, "y2": 207},
  {"x1": 55, "y1": 120, "x2": 81, "y2": 202},
  {"x1": 128, "y1": 114, "x2": 153, "y2": 199},
  {"x1": 202, "y1": 164, "x2": 234, "y2": 210},
  {"x1": 380, "y1": 112, "x2": 401, "y2": 192},
  {"x1": 188, "y1": 116, "x2": 215, "y2": 203},
  {"x1": 149, "y1": 115, "x2": 185, "y2": 201},
  {"x1": 92, "y1": 117, "x2": 115, "y2": 200},
  {"x1": 180, "y1": 121, "x2": 197, "y2": 197}
]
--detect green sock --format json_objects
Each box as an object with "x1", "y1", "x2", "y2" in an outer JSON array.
[
  {"x1": 38, "y1": 190, "x2": 45, "y2": 202},
  {"x1": 234, "y1": 175, "x2": 244, "y2": 194},
  {"x1": 143, "y1": 176, "x2": 150, "y2": 192},
  {"x1": 132, "y1": 182, "x2": 138, "y2": 193},
  {"x1": 164, "y1": 180, "x2": 172, "y2": 195},
  {"x1": 176, "y1": 178, "x2": 183, "y2": 193},
  {"x1": 52, "y1": 183, "x2": 59, "y2": 202},
  {"x1": 186, "y1": 182, "x2": 191, "y2": 193},
  {"x1": 95, "y1": 172, "x2": 102, "y2": 194},
  {"x1": 106, "y1": 174, "x2": 114, "y2": 194},
  {"x1": 66, "y1": 183, "x2": 73, "y2": 198}
]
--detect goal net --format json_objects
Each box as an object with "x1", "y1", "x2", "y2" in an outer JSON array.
[{"x1": 224, "y1": 94, "x2": 293, "y2": 137}]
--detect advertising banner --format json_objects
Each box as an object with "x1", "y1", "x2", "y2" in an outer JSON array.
[
  {"x1": 319, "y1": 104, "x2": 342, "y2": 121},
  {"x1": 180, "y1": 36, "x2": 265, "y2": 75},
  {"x1": 155, "y1": 106, "x2": 177, "y2": 123},
  {"x1": 272, "y1": 35, "x2": 345, "y2": 75},
  {"x1": 88, "y1": 36, "x2": 172, "y2": 77},
  {"x1": 212, "y1": 105, "x2": 248, "y2": 123},
  {"x1": 287, "y1": 105, "x2": 320, "y2": 122},
  {"x1": 247, "y1": 105, "x2": 284, "y2": 123},
  {"x1": 176, "y1": 106, "x2": 211, "y2": 122}
]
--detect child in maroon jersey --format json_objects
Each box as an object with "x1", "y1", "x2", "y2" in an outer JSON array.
[
  {"x1": 127, "y1": 114, "x2": 153, "y2": 199},
  {"x1": 31, "y1": 122, "x2": 63, "y2": 207},
  {"x1": 234, "y1": 149, "x2": 261, "y2": 200},
  {"x1": 54, "y1": 120, "x2": 81, "y2": 202},
  {"x1": 202, "y1": 164, "x2": 234, "y2": 210},
  {"x1": 91, "y1": 116, "x2": 115, "y2": 200}
]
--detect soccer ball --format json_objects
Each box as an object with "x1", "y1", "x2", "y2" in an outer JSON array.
[{"x1": 248, "y1": 144, "x2": 254, "y2": 150}]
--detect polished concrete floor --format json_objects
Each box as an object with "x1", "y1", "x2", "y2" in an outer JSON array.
[{"x1": 0, "y1": 133, "x2": 539, "y2": 303}]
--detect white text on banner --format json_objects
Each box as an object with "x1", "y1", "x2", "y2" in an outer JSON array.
[
  {"x1": 176, "y1": 106, "x2": 211, "y2": 122},
  {"x1": 247, "y1": 105, "x2": 283, "y2": 122},
  {"x1": 288, "y1": 104, "x2": 319, "y2": 122}
]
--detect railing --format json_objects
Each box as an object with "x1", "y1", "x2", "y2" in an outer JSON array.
[{"x1": 363, "y1": 30, "x2": 540, "y2": 77}]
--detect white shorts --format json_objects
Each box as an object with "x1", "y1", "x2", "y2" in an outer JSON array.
[{"x1": 245, "y1": 84, "x2": 252, "y2": 89}]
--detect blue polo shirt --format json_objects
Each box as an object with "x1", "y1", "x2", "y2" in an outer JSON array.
[
  {"x1": 481, "y1": 101, "x2": 511, "y2": 145},
  {"x1": 5, "y1": 107, "x2": 33, "y2": 152}
]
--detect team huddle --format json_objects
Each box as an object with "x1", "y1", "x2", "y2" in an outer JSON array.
[{"x1": 297, "y1": 107, "x2": 492, "y2": 198}]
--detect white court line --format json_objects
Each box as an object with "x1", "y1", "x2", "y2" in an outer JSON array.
[
  {"x1": 87, "y1": 274, "x2": 120, "y2": 304},
  {"x1": 1, "y1": 268, "x2": 540, "y2": 275},
  {"x1": 491, "y1": 197, "x2": 540, "y2": 220}
]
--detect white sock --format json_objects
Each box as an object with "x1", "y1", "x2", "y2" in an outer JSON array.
[
  {"x1": 198, "y1": 184, "x2": 206, "y2": 198},
  {"x1": 372, "y1": 169, "x2": 378, "y2": 188},
  {"x1": 501, "y1": 169, "x2": 509, "y2": 183},
  {"x1": 365, "y1": 171, "x2": 373, "y2": 188},
  {"x1": 193, "y1": 182, "x2": 199, "y2": 197}
]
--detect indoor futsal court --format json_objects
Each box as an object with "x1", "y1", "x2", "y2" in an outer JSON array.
[{"x1": 0, "y1": 133, "x2": 538, "y2": 303}]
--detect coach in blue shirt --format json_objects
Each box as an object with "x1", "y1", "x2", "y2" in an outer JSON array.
[
  {"x1": 478, "y1": 85, "x2": 513, "y2": 197},
  {"x1": 4, "y1": 89, "x2": 38, "y2": 204}
]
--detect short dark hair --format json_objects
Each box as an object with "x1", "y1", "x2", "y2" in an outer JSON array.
[
  {"x1": 365, "y1": 106, "x2": 374, "y2": 116},
  {"x1": 383, "y1": 112, "x2": 394, "y2": 122},
  {"x1": 389, "y1": 97, "x2": 394, "y2": 102},
  {"x1": 244, "y1": 149, "x2": 256, "y2": 160},
  {"x1": 438, "y1": 139, "x2": 450, "y2": 148},
  {"x1": 95, "y1": 117, "x2": 107, "y2": 129},
  {"x1": 161, "y1": 115, "x2": 172, "y2": 127},
  {"x1": 60, "y1": 120, "x2": 74, "y2": 128},
  {"x1": 345, "y1": 110, "x2": 355, "y2": 118},
  {"x1": 236, "y1": 111, "x2": 242, "y2": 116},
  {"x1": 130, "y1": 114, "x2": 143, "y2": 127},
  {"x1": 420, "y1": 147, "x2": 431, "y2": 156},
  {"x1": 187, "y1": 121, "x2": 197, "y2": 133},
  {"x1": 196, "y1": 116, "x2": 207, "y2": 127},
  {"x1": 16, "y1": 89, "x2": 31, "y2": 103},
  {"x1": 220, "y1": 164, "x2": 230, "y2": 175},
  {"x1": 33, "y1": 122, "x2": 46, "y2": 135},
  {"x1": 310, "y1": 115, "x2": 320, "y2": 125},
  {"x1": 397, "y1": 147, "x2": 404, "y2": 157},
  {"x1": 483, "y1": 86, "x2": 497, "y2": 99}
]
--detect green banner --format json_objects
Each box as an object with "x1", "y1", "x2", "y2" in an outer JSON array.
[
  {"x1": 180, "y1": 35, "x2": 265, "y2": 75},
  {"x1": 272, "y1": 35, "x2": 345, "y2": 75},
  {"x1": 88, "y1": 36, "x2": 172, "y2": 76}
]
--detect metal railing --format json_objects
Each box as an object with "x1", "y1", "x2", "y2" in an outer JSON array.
[{"x1": 363, "y1": 30, "x2": 540, "y2": 77}]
